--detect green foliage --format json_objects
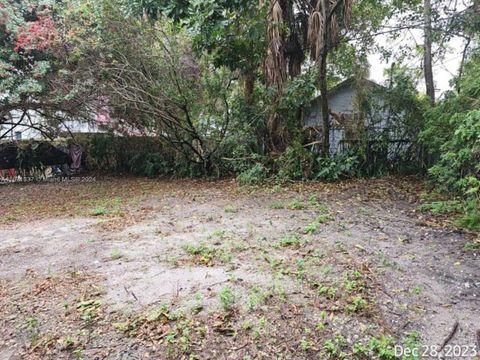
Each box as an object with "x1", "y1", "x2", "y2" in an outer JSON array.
[
  {"x1": 418, "y1": 198, "x2": 479, "y2": 231},
  {"x1": 353, "y1": 335, "x2": 396, "y2": 359},
  {"x1": 219, "y1": 286, "x2": 235, "y2": 312},
  {"x1": 422, "y1": 55, "x2": 480, "y2": 200},
  {"x1": 276, "y1": 142, "x2": 314, "y2": 181},
  {"x1": 276, "y1": 233, "x2": 300, "y2": 248},
  {"x1": 455, "y1": 211, "x2": 480, "y2": 232},
  {"x1": 315, "y1": 152, "x2": 359, "y2": 181},
  {"x1": 128, "y1": 153, "x2": 171, "y2": 178},
  {"x1": 237, "y1": 163, "x2": 268, "y2": 186},
  {"x1": 427, "y1": 109, "x2": 480, "y2": 197},
  {"x1": 417, "y1": 200, "x2": 465, "y2": 215},
  {"x1": 81, "y1": 134, "x2": 180, "y2": 176},
  {"x1": 401, "y1": 331, "x2": 421, "y2": 360}
]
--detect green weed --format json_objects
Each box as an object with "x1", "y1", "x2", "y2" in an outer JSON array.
[
  {"x1": 219, "y1": 286, "x2": 235, "y2": 311},
  {"x1": 277, "y1": 233, "x2": 301, "y2": 248}
]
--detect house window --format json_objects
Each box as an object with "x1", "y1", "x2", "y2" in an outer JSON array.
[{"x1": 14, "y1": 131, "x2": 22, "y2": 140}]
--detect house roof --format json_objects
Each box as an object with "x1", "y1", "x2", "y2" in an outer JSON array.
[{"x1": 312, "y1": 77, "x2": 385, "y2": 102}]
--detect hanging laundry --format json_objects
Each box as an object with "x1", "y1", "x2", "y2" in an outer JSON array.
[{"x1": 70, "y1": 144, "x2": 83, "y2": 170}]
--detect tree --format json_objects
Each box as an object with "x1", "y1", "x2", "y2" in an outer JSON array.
[
  {"x1": 307, "y1": 0, "x2": 353, "y2": 155},
  {"x1": 0, "y1": 0, "x2": 100, "y2": 140},
  {"x1": 96, "y1": 6, "x2": 236, "y2": 174},
  {"x1": 423, "y1": 0, "x2": 435, "y2": 105}
]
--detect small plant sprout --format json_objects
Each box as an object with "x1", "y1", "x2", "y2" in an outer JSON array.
[
  {"x1": 90, "y1": 206, "x2": 108, "y2": 216},
  {"x1": 224, "y1": 205, "x2": 238, "y2": 213},
  {"x1": 110, "y1": 248, "x2": 123, "y2": 260},
  {"x1": 219, "y1": 286, "x2": 235, "y2": 311},
  {"x1": 277, "y1": 233, "x2": 301, "y2": 248}
]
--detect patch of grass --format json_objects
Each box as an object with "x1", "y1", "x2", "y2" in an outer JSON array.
[
  {"x1": 295, "y1": 258, "x2": 306, "y2": 279},
  {"x1": 73, "y1": 348, "x2": 84, "y2": 360},
  {"x1": 335, "y1": 241, "x2": 347, "y2": 253},
  {"x1": 315, "y1": 311, "x2": 328, "y2": 331},
  {"x1": 90, "y1": 206, "x2": 108, "y2": 216},
  {"x1": 410, "y1": 286, "x2": 423, "y2": 295},
  {"x1": 88, "y1": 198, "x2": 124, "y2": 217},
  {"x1": 319, "y1": 264, "x2": 333, "y2": 275},
  {"x1": 323, "y1": 335, "x2": 347, "y2": 358},
  {"x1": 231, "y1": 240, "x2": 250, "y2": 252},
  {"x1": 300, "y1": 337, "x2": 313, "y2": 352},
  {"x1": 464, "y1": 239, "x2": 480, "y2": 251},
  {"x1": 60, "y1": 335, "x2": 75, "y2": 350},
  {"x1": 182, "y1": 244, "x2": 216, "y2": 265},
  {"x1": 418, "y1": 200, "x2": 480, "y2": 231},
  {"x1": 455, "y1": 211, "x2": 480, "y2": 231},
  {"x1": 304, "y1": 214, "x2": 333, "y2": 234},
  {"x1": 401, "y1": 331, "x2": 422, "y2": 360},
  {"x1": 219, "y1": 249, "x2": 233, "y2": 263},
  {"x1": 288, "y1": 199, "x2": 307, "y2": 210},
  {"x1": 276, "y1": 233, "x2": 301, "y2": 248},
  {"x1": 182, "y1": 244, "x2": 233, "y2": 265},
  {"x1": 245, "y1": 287, "x2": 269, "y2": 311},
  {"x1": 304, "y1": 221, "x2": 320, "y2": 234},
  {"x1": 219, "y1": 286, "x2": 235, "y2": 311},
  {"x1": 318, "y1": 285, "x2": 337, "y2": 299},
  {"x1": 417, "y1": 200, "x2": 463, "y2": 214},
  {"x1": 110, "y1": 248, "x2": 123, "y2": 260},
  {"x1": 224, "y1": 205, "x2": 238, "y2": 214},
  {"x1": 269, "y1": 201, "x2": 284, "y2": 209},
  {"x1": 356, "y1": 207, "x2": 372, "y2": 216},
  {"x1": 76, "y1": 299, "x2": 102, "y2": 325},
  {"x1": 308, "y1": 196, "x2": 330, "y2": 213},
  {"x1": 353, "y1": 335, "x2": 396, "y2": 359},
  {"x1": 208, "y1": 229, "x2": 228, "y2": 239},
  {"x1": 345, "y1": 295, "x2": 367, "y2": 314},
  {"x1": 26, "y1": 316, "x2": 40, "y2": 346},
  {"x1": 344, "y1": 270, "x2": 365, "y2": 292}
]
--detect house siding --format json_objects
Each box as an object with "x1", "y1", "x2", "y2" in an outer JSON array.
[{"x1": 306, "y1": 83, "x2": 360, "y2": 155}]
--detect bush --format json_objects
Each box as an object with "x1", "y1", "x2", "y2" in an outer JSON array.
[
  {"x1": 428, "y1": 110, "x2": 480, "y2": 197},
  {"x1": 422, "y1": 54, "x2": 480, "y2": 201},
  {"x1": 237, "y1": 163, "x2": 268, "y2": 185},
  {"x1": 275, "y1": 142, "x2": 314, "y2": 181},
  {"x1": 314, "y1": 152, "x2": 359, "y2": 181},
  {"x1": 128, "y1": 153, "x2": 172, "y2": 178},
  {"x1": 78, "y1": 133, "x2": 182, "y2": 176},
  {"x1": 455, "y1": 210, "x2": 480, "y2": 232}
]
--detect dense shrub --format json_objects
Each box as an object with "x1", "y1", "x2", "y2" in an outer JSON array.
[
  {"x1": 79, "y1": 133, "x2": 176, "y2": 175},
  {"x1": 237, "y1": 163, "x2": 268, "y2": 185},
  {"x1": 128, "y1": 153, "x2": 172, "y2": 178},
  {"x1": 275, "y1": 142, "x2": 314, "y2": 181},
  {"x1": 422, "y1": 55, "x2": 480, "y2": 199},
  {"x1": 420, "y1": 54, "x2": 480, "y2": 231},
  {"x1": 314, "y1": 152, "x2": 359, "y2": 181}
]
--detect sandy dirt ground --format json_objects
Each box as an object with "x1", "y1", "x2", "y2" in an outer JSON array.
[{"x1": 0, "y1": 178, "x2": 478, "y2": 359}]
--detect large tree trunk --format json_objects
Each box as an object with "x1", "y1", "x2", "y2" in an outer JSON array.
[
  {"x1": 319, "y1": 0, "x2": 330, "y2": 156},
  {"x1": 319, "y1": 53, "x2": 330, "y2": 156},
  {"x1": 423, "y1": 0, "x2": 435, "y2": 105}
]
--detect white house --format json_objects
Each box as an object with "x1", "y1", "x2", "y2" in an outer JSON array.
[{"x1": 305, "y1": 77, "x2": 405, "y2": 155}]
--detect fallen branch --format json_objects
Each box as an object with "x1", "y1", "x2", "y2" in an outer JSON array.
[
  {"x1": 476, "y1": 330, "x2": 480, "y2": 351},
  {"x1": 439, "y1": 321, "x2": 459, "y2": 353}
]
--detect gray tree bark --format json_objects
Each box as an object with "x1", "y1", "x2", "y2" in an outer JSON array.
[{"x1": 423, "y1": 0, "x2": 435, "y2": 105}]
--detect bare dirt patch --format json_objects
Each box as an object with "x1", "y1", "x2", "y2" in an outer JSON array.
[{"x1": 0, "y1": 178, "x2": 478, "y2": 359}]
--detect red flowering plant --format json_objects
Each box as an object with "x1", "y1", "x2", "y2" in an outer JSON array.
[
  {"x1": 0, "y1": 1, "x2": 101, "y2": 140},
  {"x1": 14, "y1": 12, "x2": 58, "y2": 52}
]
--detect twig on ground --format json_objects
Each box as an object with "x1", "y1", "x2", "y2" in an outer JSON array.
[
  {"x1": 476, "y1": 330, "x2": 480, "y2": 351},
  {"x1": 124, "y1": 285, "x2": 138, "y2": 301},
  {"x1": 439, "y1": 321, "x2": 459, "y2": 353}
]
